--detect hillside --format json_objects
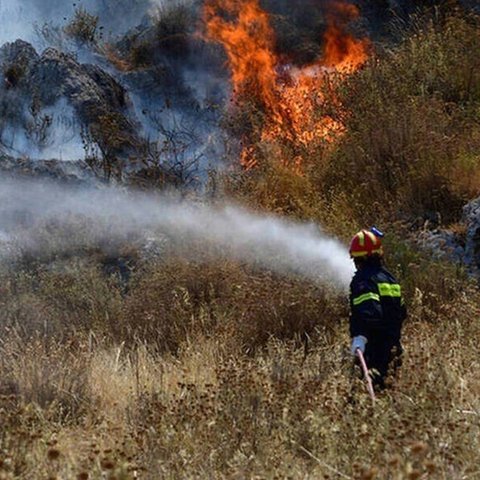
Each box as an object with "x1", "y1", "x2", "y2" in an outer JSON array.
[{"x1": 0, "y1": 1, "x2": 480, "y2": 479}]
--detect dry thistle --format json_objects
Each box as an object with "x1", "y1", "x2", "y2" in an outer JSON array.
[
  {"x1": 387, "y1": 455, "x2": 401, "y2": 468},
  {"x1": 47, "y1": 449, "x2": 61, "y2": 461},
  {"x1": 360, "y1": 466, "x2": 378, "y2": 480},
  {"x1": 424, "y1": 460, "x2": 436, "y2": 473},
  {"x1": 410, "y1": 442, "x2": 428, "y2": 456},
  {"x1": 101, "y1": 458, "x2": 115, "y2": 470},
  {"x1": 408, "y1": 470, "x2": 422, "y2": 480}
]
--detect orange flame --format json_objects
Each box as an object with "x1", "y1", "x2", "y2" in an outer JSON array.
[
  {"x1": 204, "y1": 0, "x2": 370, "y2": 170},
  {"x1": 203, "y1": 0, "x2": 279, "y2": 115},
  {"x1": 323, "y1": 1, "x2": 370, "y2": 72}
]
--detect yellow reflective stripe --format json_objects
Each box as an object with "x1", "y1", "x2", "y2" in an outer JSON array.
[
  {"x1": 365, "y1": 230, "x2": 378, "y2": 245},
  {"x1": 377, "y1": 283, "x2": 402, "y2": 298},
  {"x1": 358, "y1": 231, "x2": 365, "y2": 247},
  {"x1": 353, "y1": 292, "x2": 380, "y2": 306},
  {"x1": 351, "y1": 250, "x2": 368, "y2": 257},
  {"x1": 350, "y1": 247, "x2": 383, "y2": 257}
]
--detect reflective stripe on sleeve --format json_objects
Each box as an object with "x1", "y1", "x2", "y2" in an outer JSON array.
[
  {"x1": 352, "y1": 292, "x2": 380, "y2": 306},
  {"x1": 377, "y1": 283, "x2": 401, "y2": 298}
]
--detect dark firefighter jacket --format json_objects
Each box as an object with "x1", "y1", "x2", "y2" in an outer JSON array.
[{"x1": 349, "y1": 263, "x2": 407, "y2": 342}]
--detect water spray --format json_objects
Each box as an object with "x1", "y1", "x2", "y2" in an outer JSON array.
[{"x1": 0, "y1": 178, "x2": 355, "y2": 289}]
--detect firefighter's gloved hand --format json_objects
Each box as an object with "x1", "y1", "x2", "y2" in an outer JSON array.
[{"x1": 351, "y1": 335, "x2": 367, "y2": 355}]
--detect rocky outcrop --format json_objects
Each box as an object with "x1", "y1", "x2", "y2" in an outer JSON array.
[
  {"x1": 0, "y1": 40, "x2": 39, "y2": 88},
  {"x1": 0, "y1": 40, "x2": 142, "y2": 161},
  {"x1": 417, "y1": 198, "x2": 480, "y2": 279},
  {"x1": 33, "y1": 48, "x2": 142, "y2": 158},
  {"x1": 463, "y1": 199, "x2": 480, "y2": 277},
  {"x1": 0, "y1": 28, "x2": 222, "y2": 184}
]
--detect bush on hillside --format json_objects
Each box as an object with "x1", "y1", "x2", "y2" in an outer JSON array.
[{"x1": 324, "y1": 12, "x2": 480, "y2": 225}]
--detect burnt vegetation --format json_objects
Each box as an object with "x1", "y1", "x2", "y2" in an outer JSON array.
[
  {"x1": 1, "y1": 2, "x2": 480, "y2": 479},
  {"x1": 64, "y1": 6, "x2": 101, "y2": 46}
]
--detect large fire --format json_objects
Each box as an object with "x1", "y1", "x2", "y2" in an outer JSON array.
[{"x1": 204, "y1": 0, "x2": 370, "y2": 170}]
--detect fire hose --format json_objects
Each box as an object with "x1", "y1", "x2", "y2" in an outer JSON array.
[{"x1": 356, "y1": 348, "x2": 376, "y2": 403}]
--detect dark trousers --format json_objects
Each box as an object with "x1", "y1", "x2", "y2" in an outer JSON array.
[{"x1": 363, "y1": 335, "x2": 402, "y2": 389}]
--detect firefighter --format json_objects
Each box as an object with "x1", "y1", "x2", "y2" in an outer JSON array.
[{"x1": 349, "y1": 229, "x2": 407, "y2": 389}]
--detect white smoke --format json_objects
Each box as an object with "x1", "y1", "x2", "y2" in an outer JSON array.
[
  {"x1": 0, "y1": 178, "x2": 354, "y2": 289},
  {"x1": 0, "y1": 100, "x2": 86, "y2": 161},
  {"x1": 0, "y1": 0, "x2": 38, "y2": 46},
  {"x1": 0, "y1": 0, "x2": 153, "y2": 49}
]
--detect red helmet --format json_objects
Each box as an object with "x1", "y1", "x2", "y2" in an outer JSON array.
[{"x1": 349, "y1": 230, "x2": 383, "y2": 258}]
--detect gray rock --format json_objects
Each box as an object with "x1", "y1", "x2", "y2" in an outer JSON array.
[
  {"x1": 463, "y1": 198, "x2": 480, "y2": 277},
  {"x1": 0, "y1": 40, "x2": 39, "y2": 88},
  {"x1": 30, "y1": 48, "x2": 141, "y2": 158},
  {"x1": 416, "y1": 197, "x2": 480, "y2": 280},
  {"x1": 417, "y1": 228, "x2": 465, "y2": 264},
  {"x1": 0, "y1": 41, "x2": 144, "y2": 163}
]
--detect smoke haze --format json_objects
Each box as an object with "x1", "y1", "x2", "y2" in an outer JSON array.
[
  {"x1": 0, "y1": 99, "x2": 85, "y2": 161},
  {"x1": 0, "y1": 0, "x2": 156, "y2": 48}
]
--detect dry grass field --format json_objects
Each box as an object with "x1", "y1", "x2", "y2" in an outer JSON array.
[{"x1": 0, "y1": 251, "x2": 479, "y2": 479}]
